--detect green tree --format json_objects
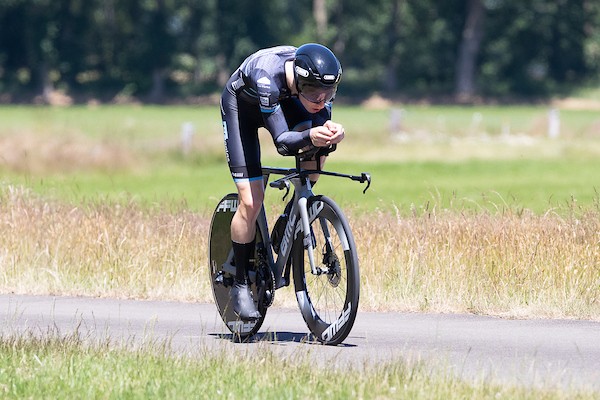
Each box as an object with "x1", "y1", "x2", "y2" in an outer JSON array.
[
  {"x1": 1, "y1": 0, "x2": 599, "y2": 101},
  {"x1": 480, "y1": 0, "x2": 590, "y2": 96}
]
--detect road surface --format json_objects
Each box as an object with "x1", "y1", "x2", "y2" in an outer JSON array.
[{"x1": 1, "y1": 294, "x2": 599, "y2": 391}]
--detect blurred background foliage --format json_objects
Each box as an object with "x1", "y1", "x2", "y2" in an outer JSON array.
[{"x1": 0, "y1": 0, "x2": 599, "y2": 103}]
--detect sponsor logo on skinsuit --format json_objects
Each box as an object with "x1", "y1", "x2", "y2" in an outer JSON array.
[{"x1": 257, "y1": 76, "x2": 271, "y2": 89}]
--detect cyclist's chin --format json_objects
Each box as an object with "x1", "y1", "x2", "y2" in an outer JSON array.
[{"x1": 299, "y1": 98, "x2": 324, "y2": 114}]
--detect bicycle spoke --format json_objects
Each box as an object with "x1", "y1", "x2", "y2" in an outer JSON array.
[{"x1": 303, "y1": 214, "x2": 348, "y2": 320}]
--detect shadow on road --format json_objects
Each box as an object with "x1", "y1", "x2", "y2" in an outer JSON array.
[{"x1": 209, "y1": 331, "x2": 356, "y2": 347}]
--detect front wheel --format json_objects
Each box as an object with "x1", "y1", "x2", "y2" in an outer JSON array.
[{"x1": 292, "y1": 196, "x2": 360, "y2": 345}]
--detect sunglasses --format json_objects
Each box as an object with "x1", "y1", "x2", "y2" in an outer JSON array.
[{"x1": 299, "y1": 86, "x2": 336, "y2": 104}]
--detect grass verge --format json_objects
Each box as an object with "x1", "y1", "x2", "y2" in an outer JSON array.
[{"x1": 0, "y1": 332, "x2": 595, "y2": 399}]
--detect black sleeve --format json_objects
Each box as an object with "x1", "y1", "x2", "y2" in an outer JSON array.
[
  {"x1": 265, "y1": 109, "x2": 313, "y2": 155},
  {"x1": 266, "y1": 101, "x2": 335, "y2": 156}
]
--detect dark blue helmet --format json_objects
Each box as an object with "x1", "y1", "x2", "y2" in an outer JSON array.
[{"x1": 294, "y1": 43, "x2": 342, "y2": 102}]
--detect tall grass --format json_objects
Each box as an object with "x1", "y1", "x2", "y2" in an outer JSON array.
[
  {"x1": 0, "y1": 185, "x2": 208, "y2": 301},
  {"x1": 355, "y1": 206, "x2": 600, "y2": 319},
  {"x1": 2, "y1": 185, "x2": 598, "y2": 320}
]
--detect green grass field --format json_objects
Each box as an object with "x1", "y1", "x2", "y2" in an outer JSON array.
[{"x1": 1, "y1": 104, "x2": 600, "y2": 215}]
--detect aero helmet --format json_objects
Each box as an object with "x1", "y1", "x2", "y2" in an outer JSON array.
[{"x1": 294, "y1": 43, "x2": 342, "y2": 103}]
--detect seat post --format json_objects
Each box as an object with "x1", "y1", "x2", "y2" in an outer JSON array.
[
  {"x1": 316, "y1": 154, "x2": 322, "y2": 171},
  {"x1": 295, "y1": 155, "x2": 307, "y2": 186}
]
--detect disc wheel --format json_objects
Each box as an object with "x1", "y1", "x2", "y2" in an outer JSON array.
[{"x1": 208, "y1": 193, "x2": 266, "y2": 340}]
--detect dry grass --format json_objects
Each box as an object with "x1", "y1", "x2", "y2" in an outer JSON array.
[
  {"x1": 0, "y1": 133, "x2": 137, "y2": 174},
  {"x1": 0, "y1": 185, "x2": 209, "y2": 301},
  {"x1": 355, "y1": 207, "x2": 600, "y2": 319},
  {"x1": 2, "y1": 184, "x2": 599, "y2": 320}
]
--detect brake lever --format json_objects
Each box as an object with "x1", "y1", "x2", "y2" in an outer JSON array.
[
  {"x1": 361, "y1": 173, "x2": 371, "y2": 194},
  {"x1": 281, "y1": 180, "x2": 291, "y2": 202}
]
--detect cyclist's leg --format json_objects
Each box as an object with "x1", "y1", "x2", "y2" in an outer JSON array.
[
  {"x1": 221, "y1": 89, "x2": 264, "y2": 321},
  {"x1": 231, "y1": 180, "x2": 264, "y2": 243},
  {"x1": 230, "y1": 179, "x2": 264, "y2": 280},
  {"x1": 229, "y1": 179, "x2": 264, "y2": 319}
]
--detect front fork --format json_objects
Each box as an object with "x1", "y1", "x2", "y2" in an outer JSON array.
[
  {"x1": 298, "y1": 197, "x2": 318, "y2": 275},
  {"x1": 298, "y1": 197, "x2": 334, "y2": 276}
]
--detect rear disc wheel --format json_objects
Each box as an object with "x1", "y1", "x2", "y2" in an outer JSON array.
[{"x1": 208, "y1": 193, "x2": 267, "y2": 340}]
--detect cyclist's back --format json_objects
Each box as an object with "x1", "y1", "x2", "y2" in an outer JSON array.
[{"x1": 234, "y1": 45, "x2": 296, "y2": 107}]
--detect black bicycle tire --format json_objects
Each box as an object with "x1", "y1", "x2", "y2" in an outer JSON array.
[
  {"x1": 208, "y1": 193, "x2": 266, "y2": 340},
  {"x1": 291, "y1": 195, "x2": 360, "y2": 345}
]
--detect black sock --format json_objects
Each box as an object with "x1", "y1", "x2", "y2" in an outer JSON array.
[{"x1": 232, "y1": 240, "x2": 255, "y2": 284}]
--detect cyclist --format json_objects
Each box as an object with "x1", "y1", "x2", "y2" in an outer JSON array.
[{"x1": 220, "y1": 43, "x2": 345, "y2": 321}]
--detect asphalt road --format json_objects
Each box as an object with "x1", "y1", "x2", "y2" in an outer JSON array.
[{"x1": 1, "y1": 294, "x2": 599, "y2": 392}]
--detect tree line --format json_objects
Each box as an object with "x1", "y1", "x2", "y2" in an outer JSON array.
[{"x1": 0, "y1": 0, "x2": 599, "y2": 104}]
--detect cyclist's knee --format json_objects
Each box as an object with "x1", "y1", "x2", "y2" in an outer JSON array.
[
  {"x1": 236, "y1": 180, "x2": 264, "y2": 218},
  {"x1": 238, "y1": 196, "x2": 263, "y2": 218}
]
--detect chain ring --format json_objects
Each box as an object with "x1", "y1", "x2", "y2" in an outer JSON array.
[
  {"x1": 254, "y1": 245, "x2": 276, "y2": 309},
  {"x1": 256, "y1": 262, "x2": 276, "y2": 308}
]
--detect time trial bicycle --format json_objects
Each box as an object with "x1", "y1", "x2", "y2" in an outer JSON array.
[{"x1": 208, "y1": 146, "x2": 370, "y2": 345}]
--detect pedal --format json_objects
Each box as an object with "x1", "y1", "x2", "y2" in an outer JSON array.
[
  {"x1": 213, "y1": 271, "x2": 234, "y2": 287},
  {"x1": 263, "y1": 290, "x2": 273, "y2": 307},
  {"x1": 214, "y1": 271, "x2": 224, "y2": 285}
]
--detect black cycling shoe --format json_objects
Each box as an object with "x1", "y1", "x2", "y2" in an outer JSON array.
[{"x1": 231, "y1": 281, "x2": 261, "y2": 321}]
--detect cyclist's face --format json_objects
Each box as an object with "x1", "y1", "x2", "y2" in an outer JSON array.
[
  {"x1": 298, "y1": 86, "x2": 336, "y2": 113},
  {"x1": 299, "y1": 93, "x2": 325, "y2": 113}
]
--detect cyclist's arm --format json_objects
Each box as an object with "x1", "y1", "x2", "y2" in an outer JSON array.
[
  {"x1": 264, "y1": 110, "x2": 314, "y2": 155},
  {"x1": 250, "y1": 69, "x2": 337, "y2": 155}
]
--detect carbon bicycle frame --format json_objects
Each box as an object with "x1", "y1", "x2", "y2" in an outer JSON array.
[
  {"x1": 257, "y1": 157, "x2": 371, "y2": 289},
  {"x1": 218, "y1": 161, "x2": 369, "y2": 290},
  {"x1": 257, "y1": 167, "x2": 311, "y2": 289}
]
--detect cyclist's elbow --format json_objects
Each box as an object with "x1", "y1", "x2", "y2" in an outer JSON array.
[
  {"x1": 274, "y1": 131, "x2": 310, "y2": 156},
  {"x1": 274, "y1": 137, "x2": 294, "y2": 156},
  {"x1": 276, "y1": 144, "x2": 291, "y2": 156}
]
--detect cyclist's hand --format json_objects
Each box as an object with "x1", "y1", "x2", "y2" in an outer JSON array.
[
  {"x1": 324, "y1": 120, "x2": 345, "y2": 144},
  {"x1": 309, "y1": 126, "x2": 335, "y2": 147},
  {"x1": 310, "y1": 122, "x2": 345, "y2": 147}
]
